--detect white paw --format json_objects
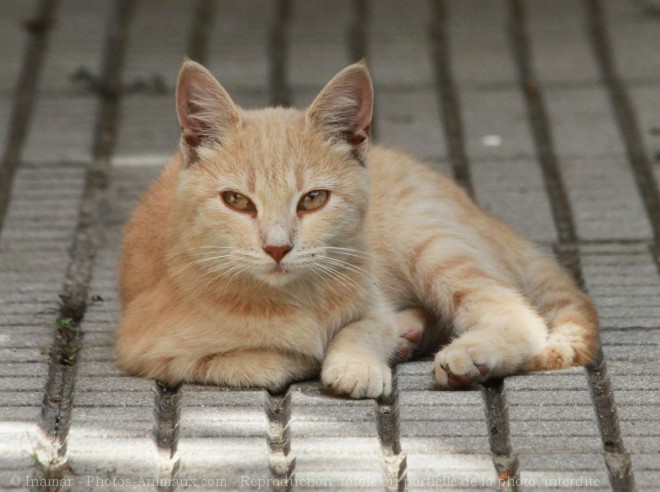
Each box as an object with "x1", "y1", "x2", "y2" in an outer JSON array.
[
  {"x1": 433, "y1": 340, "x2": 500, "y2": 389},
  {"x1": 322, "y1": 353, "x2": 392, "y2": 399}
]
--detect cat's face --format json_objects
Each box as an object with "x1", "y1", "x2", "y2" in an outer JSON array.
[{"x1": 171, "y1": 61, "x2": 373, "y2": 287}]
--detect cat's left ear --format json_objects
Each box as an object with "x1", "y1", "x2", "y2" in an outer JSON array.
[
  {"x1": 306, "y1": 61, "x2": 373, "y2": 162},
  {"x1": 176, "y1": 59, "x2": 240, "y2": 162}
]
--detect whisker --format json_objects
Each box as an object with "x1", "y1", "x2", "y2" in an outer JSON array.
[
  {"x1": 317, "y1": 255, "x2": 379, "y2": 284},
  {"x1": 225, "y1": 263, "x2": 251, "y2": 284},
  {"x1": 310, "y1": 265, "x2": 335, "y2": 293},
  {"x1": 188, "y1": 254, "x2": 239, "y2": 265},
  {"x1": 314, "y1": 264, "x2": 351, "y2": 294},
  {"x1": 199, "y1": 261, "x2": 240, "y2": 280},
  {"x1": 326, "y1": 250, "x2": 371, "y2": 260},
  {"x1": 169, "y1": 254, "x2": 238, "y2": 278},
  {"x1": 324, "y1": 246, "x2": 375, "y2": 258},
  {"x1": 200, "y1": 262, "x2": 250, "y2": 294},
  {"x1": 186, "y1": 246, "x2": 242, "y2": 251},
  {"x1": 315, "y1": 263, "x2": 362, "y2": 296},
  {"x1": 179, "y1": 246, "x2": 263, "y2": 259}
]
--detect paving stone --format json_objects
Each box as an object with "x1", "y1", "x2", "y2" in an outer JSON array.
[
  {"x1": 368, "y1": 0, "x2": 434, "y2": 86},
  {"x1": 629, "y1": 86, "x2": 660, "y2": 187},
  {"x1": 527, "y1": 0, "x2": 600, "y2": 85},
  {"x1": 582, "y1": 250, "x2": 660, "y2": 332},
  {"x1": 0, "y1": 1, "x2": 32, "y2": 95},
  {"x1": 545, "y1": 87, "x2": 627, "y2": 160},
  {"x1": 22, "y1": 96, "x2": 97, "y2": 164},
  {"x1": 205, "y1": 0, "x2": 273, "y2": 95},
  {"x1": 2, "y1": 0, "x2": 660, "y2": 489},
  {"x1": 114, "y1": 95, "x2": 179, "y2": 160},
  {"x1": 560, "y1": 157, "x2": 653, "y2": 241},
  {"x1": 607, "y1": 0, "x2": 660, "y2": 83},
  {"x1": 450, "y1": 0, "x2": 516, "y2": 88},
  {"x1": 470, "y1": 158, "x2": 557, "y2": 243},
  {"x1": 35, "y1": 0, "x2": 111, "y2": 95},
  {"x1": 460, "y1": 90, "x2": 535, "y2": 162},
  {"x1": 373, "y1": 89, "x2": 449, "y2": 174},
  {"x1": 176, "y1": 438, "x2": 271, "y2": 487},
  {"x1": 122, "y1": 0, "x2": 191, "y2": 85},
  {"x1": 0, "y1": 165, "x2": 82, "y2": 492},
  {"x1": 289, "y1": 0, "x2": 352, "y2": 89},
  {"x1": 64, "y1": 435, "x2": 157, "y2": 486}
]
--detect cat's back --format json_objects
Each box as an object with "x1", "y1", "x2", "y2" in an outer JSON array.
[
  {"x1": 119, "y1": 154, "x2": 182, "y2": 306},
  {"x1": 366, "y1": 144, "x2": 476, "y2": 230},
  {"x1": 364, "y1": 144, "x2": 511, "y2": 286}
]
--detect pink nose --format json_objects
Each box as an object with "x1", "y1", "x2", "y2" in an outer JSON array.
[{"x1": 263, "y1": 244, "x2": 292, "y2": 263}]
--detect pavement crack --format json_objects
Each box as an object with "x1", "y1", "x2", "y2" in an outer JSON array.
[{"x1": 33, "y1": 0, "x2": 136, "y2": 486}]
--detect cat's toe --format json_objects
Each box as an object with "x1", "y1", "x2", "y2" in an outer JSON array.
[
  {"x1": 433, "y1": 364, "x2": 479, "y2": 390},
  {"x1": 392, "y1": 308, "x2": 425, "y2": 362},
  {"x1": 322, "y1": 355, "x2": 391, "y2": 399},
  {"x1": 433, "y1": 344, "x2": 493, "y2": 389},
  {"x1": 474, "y1": 363, "x2": 490, "y2": 376},
  {"x1": 403, "y1": 328, "x2": 422, "y2": 344},
  {"x1": 393, "y1": 329, "x2": 419, "y2": 362}
]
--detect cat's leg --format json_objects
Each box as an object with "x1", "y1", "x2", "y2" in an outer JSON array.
[
  {"x1": 117, "y1": 288, "x2": 320, "y2": 391},
  {"x1": 169, "y1": 350, "x2": 319, "y2": 391},
  {"x1": 520, "y1": 252, "x2": 599, "y2": 370},
  {"x1": 409, "y1": 240, "x2": 549, "y2": 388},
  {"x1": 122, "y1": 349, "x2": 319, "y2": 391},
  {"x1": 433, "y1": 284, "x2": 549, "y2": 388},
  {"x1": 392, "y1": 307, "x2": 426, "y2": 362},
  {"x1": 321, "y1": 299, "x2": 399, "y2": 398},
  {"x1": 119, "y1": 321, "x2": 320, "y2": 390}
]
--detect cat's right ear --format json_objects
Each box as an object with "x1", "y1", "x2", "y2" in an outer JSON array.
[{"x1": 176, "y1": 60, "x2": 240, "y2": 162}]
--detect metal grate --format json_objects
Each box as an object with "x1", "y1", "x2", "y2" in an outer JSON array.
[{"x1": 1, "y1": 0, "x2": 658, "y2": 490}]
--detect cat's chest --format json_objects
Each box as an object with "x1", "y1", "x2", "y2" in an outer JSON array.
[{"x1": 194, "y1": 297, "x2": 359, "y2": 360}]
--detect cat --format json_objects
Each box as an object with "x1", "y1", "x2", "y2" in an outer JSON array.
[{"x1": 115, "y1": 60, "x2": 599, "y2": 398}]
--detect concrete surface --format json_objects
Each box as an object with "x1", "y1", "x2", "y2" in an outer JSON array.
[{"x1": 0, "y1": 0, "x2": 658, "y2": 491}]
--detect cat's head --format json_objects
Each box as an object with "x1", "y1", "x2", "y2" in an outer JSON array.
[{"x1": 170, "y1": 60, "x2": 374, "y2": 288}]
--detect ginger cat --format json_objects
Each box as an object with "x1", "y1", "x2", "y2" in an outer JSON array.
[{"x1": 116, "y1": 60, "x2": 598, "y2": 398}]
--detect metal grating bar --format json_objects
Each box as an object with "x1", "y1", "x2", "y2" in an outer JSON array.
[
  {"x1": 269, "y1": 0, "x2": 292, "y2": 107},
  {"x1": 428, "y1": 0, "x2": 473, "y2": 196},
  {"x1": 34, "y1": 0, "x2": 136, "y2": 483},
  {"x1": 584, "y1": 0, "x2": 660, "y2": 246},
  {"x1": 149, "y1": 2, "x2": 223, "y2": 483},
  {"x1": 186, "y1": 0, "x2": 217, "y2": 64},
  {"x1": 507, "y1": 1, "x2": 636, "y2": 490},
  {"x1": 0, "y1": 0, "x2": 58, "y2": 236},
  {"x1": 263, "y1": 2, "x2": 295, "y2": 487},
  {"x1": 376, "y1": 368, "x2": 407, "y2": 492},
  {"x1": 89, "y1": 1, "x2": 136, "y2": 164},
  {"x1": 481, "y1": 379, "x2": 520, "y2": 491},
  {"x1": 348, "y1": 0, "x2": 369, "y2": 62},
  {"x1": 153, "y1": 382, "x2": 183, "y2": 491},
  {"x1": 429, "y1": 1, "x2": 520, "y2": 487},
  {"x1": 265, "y1": 387, "x2": 295, "y2": 492},
  {"x1": 585, "y1": 348, "x2": 636, "y2": 491},
  {"x1": 583, "y1": 2, "x2": 660, "y2": 489},
  {"x1": 349, "y1": 0, "x2": 378, "y2": 140},
  {"x1": 507, "y1": 0, "x2": 578, "y2": 246}
]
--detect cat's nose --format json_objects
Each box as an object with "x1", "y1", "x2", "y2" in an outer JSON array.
[{"x1": 263, "y1": 244, "x2": 292, "y2": 264}]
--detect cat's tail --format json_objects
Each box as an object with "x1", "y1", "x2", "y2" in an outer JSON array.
[{"x1": 521, "y1": 252, "x2": 600, "y2": 372}]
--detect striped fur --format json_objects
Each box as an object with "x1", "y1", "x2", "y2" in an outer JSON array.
[{"x1": 116, "y1": 61, "x2": 598, "y2": 397}]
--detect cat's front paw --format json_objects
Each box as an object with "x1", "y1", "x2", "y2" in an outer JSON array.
[
  {"x1": 433, "y1": 341, "x2": 497, "y2": 389},
  {"x1": 322, "y1": 353, "x2": 392, "y2": 399}
]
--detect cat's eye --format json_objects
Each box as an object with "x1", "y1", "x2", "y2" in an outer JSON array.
[
  {"x1": 298, "y1": 190, "x2": 330, "y2": 213},
  {"x1": 221, "y1": 191, "x2": 257, "y2": 215}
]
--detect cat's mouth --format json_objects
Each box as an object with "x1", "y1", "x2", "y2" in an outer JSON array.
[
  {"x1": 255, "y1": 263, "x2": 298, "y2": 287},
  {"x1": 268, "y1": 264, "x2": 288, "y2": 274}
]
